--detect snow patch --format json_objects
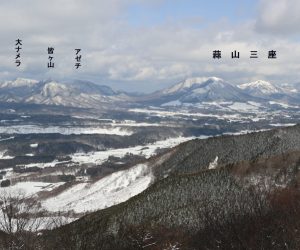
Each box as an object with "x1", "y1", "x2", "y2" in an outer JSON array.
[
  {"x1": 270, "y1": 123, "x2": 296, "y2": 127},
  {"x1": 0, "y1": 150, "x2": 14, "y2": 159},
  {"x1": 161, "y1": 100, "x2": 182, "y2": 107},
  {"x1": 209, "y1": 156, "x2": 218, "y2": 169}
]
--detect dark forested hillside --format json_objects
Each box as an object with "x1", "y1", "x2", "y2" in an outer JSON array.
[
  {"x1": 152, "y1": 124, "x2": 300, "y2": 178},
  {"x1": 36, "y1": 125, "x2": 300, "y2": 250}
]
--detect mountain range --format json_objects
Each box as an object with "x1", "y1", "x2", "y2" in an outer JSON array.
[
  {"x1": 0, "y1": 77, "x2": 299, "y2": 109},
  {"x1": 0, "y1": 78, "x2": 129, "y2": 108}
]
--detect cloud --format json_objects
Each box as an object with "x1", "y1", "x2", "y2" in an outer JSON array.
[
  {"x1": 0, "y1": 0, "x2": 299, "y2": 92},
  {"x1": 255, "y1": 0, "x2": 300, "y2": 35}
]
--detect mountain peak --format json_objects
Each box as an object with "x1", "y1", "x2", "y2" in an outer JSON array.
[
  {"x1": 153, "y1": 76, "x2": 255, "y2": 105},
  {"x1": 42, "y1": 81, "x2": 69, "y2": 97},
  {"x1": 238, "y1": 80, "x2": 281, "y2": 94},
  {"x1": 0, "y1": 78, "x2": 39, "y2": 88},
  {"x1": 163, "y1": 77, "x2": 225, "y2": 95}
]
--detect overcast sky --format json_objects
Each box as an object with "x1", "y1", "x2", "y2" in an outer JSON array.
[{"x1": 1, "y1": 0, "x2": 300, "y2": 92}]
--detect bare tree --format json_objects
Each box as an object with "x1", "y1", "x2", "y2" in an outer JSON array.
[{"x1": 0, "y1": 189, "x2": 46, "y2": 249}]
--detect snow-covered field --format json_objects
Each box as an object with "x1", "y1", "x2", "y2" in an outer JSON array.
[
  {"x1": 270, "y1": 123, "x2": 296, "y2": 127},
  {"x1": 0, "y1": 181, "x2": 64, "y2": 197},
  {"x1": 0, "y1": 125, "x2": 132, "y2": 135},
  {"x1": 15, "y1": 159, "x2": 72, "y2": 169},
  {"x1": 129, "y1": 108, "x2": 243, "y2": 121},
  {"x1": 269, "y1": 101, "x2": 299, "y2": 109},
  {"x1": 11, "y1": 136, "x2": 196, "y2": 170},
  {"x1": 71, "y1": 136, "x2": 196, "y2": 165},
  {"x1": 161, "y1": 100, "x2": 263, "y2": 113},
  {"x1": 228, "y1": 102, "x2": 260, "y2": 112}
]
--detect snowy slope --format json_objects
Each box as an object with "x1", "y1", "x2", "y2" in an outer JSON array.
[
  {"x1": 238, "y1": 80, "x2": 283, "y2": 96},
  {"x1": 162, "y1": 77, "x2": 224, "y2": 95},
  {"x1": 42, "y1": 163, "x2": 152, "y2": 213},
  {"x1": 151, "y1": 77, "x2": 257, "y2": 105},
  {"x1": 0, "y1": 79, "x2": 129, "y2": 108},
  {"x1": 237, "y1": 80, "x2": 300, "y2": 104},
  {"x1": 2, "y1": 136, "x2": 194, "y2": 214}
]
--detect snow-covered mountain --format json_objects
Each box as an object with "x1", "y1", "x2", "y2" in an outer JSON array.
[
  {"x1": 279, "y1": 82, "x2": 300, "y2": 94},
  {"x1": 237, "y1": 80, "x2": 299, "y2": 104},
  {"x1": 238, "y1": 80, "x2": 283, "y2": 96},
  {"x1": 0, "y1": 78, "x2": 39, "y2": 88},
  {"x1": 0, "y1": 78, "x2": 129, "y2": 108},
  {"x1": 145, "y1": 77, "x2": 259, "y2": 106},
  {"x1": 161, "y1": 77, "x2": 224, "y2": 95},
  {"x1": 0, "y1": 77, "x2": 299, "y2": 109}
]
